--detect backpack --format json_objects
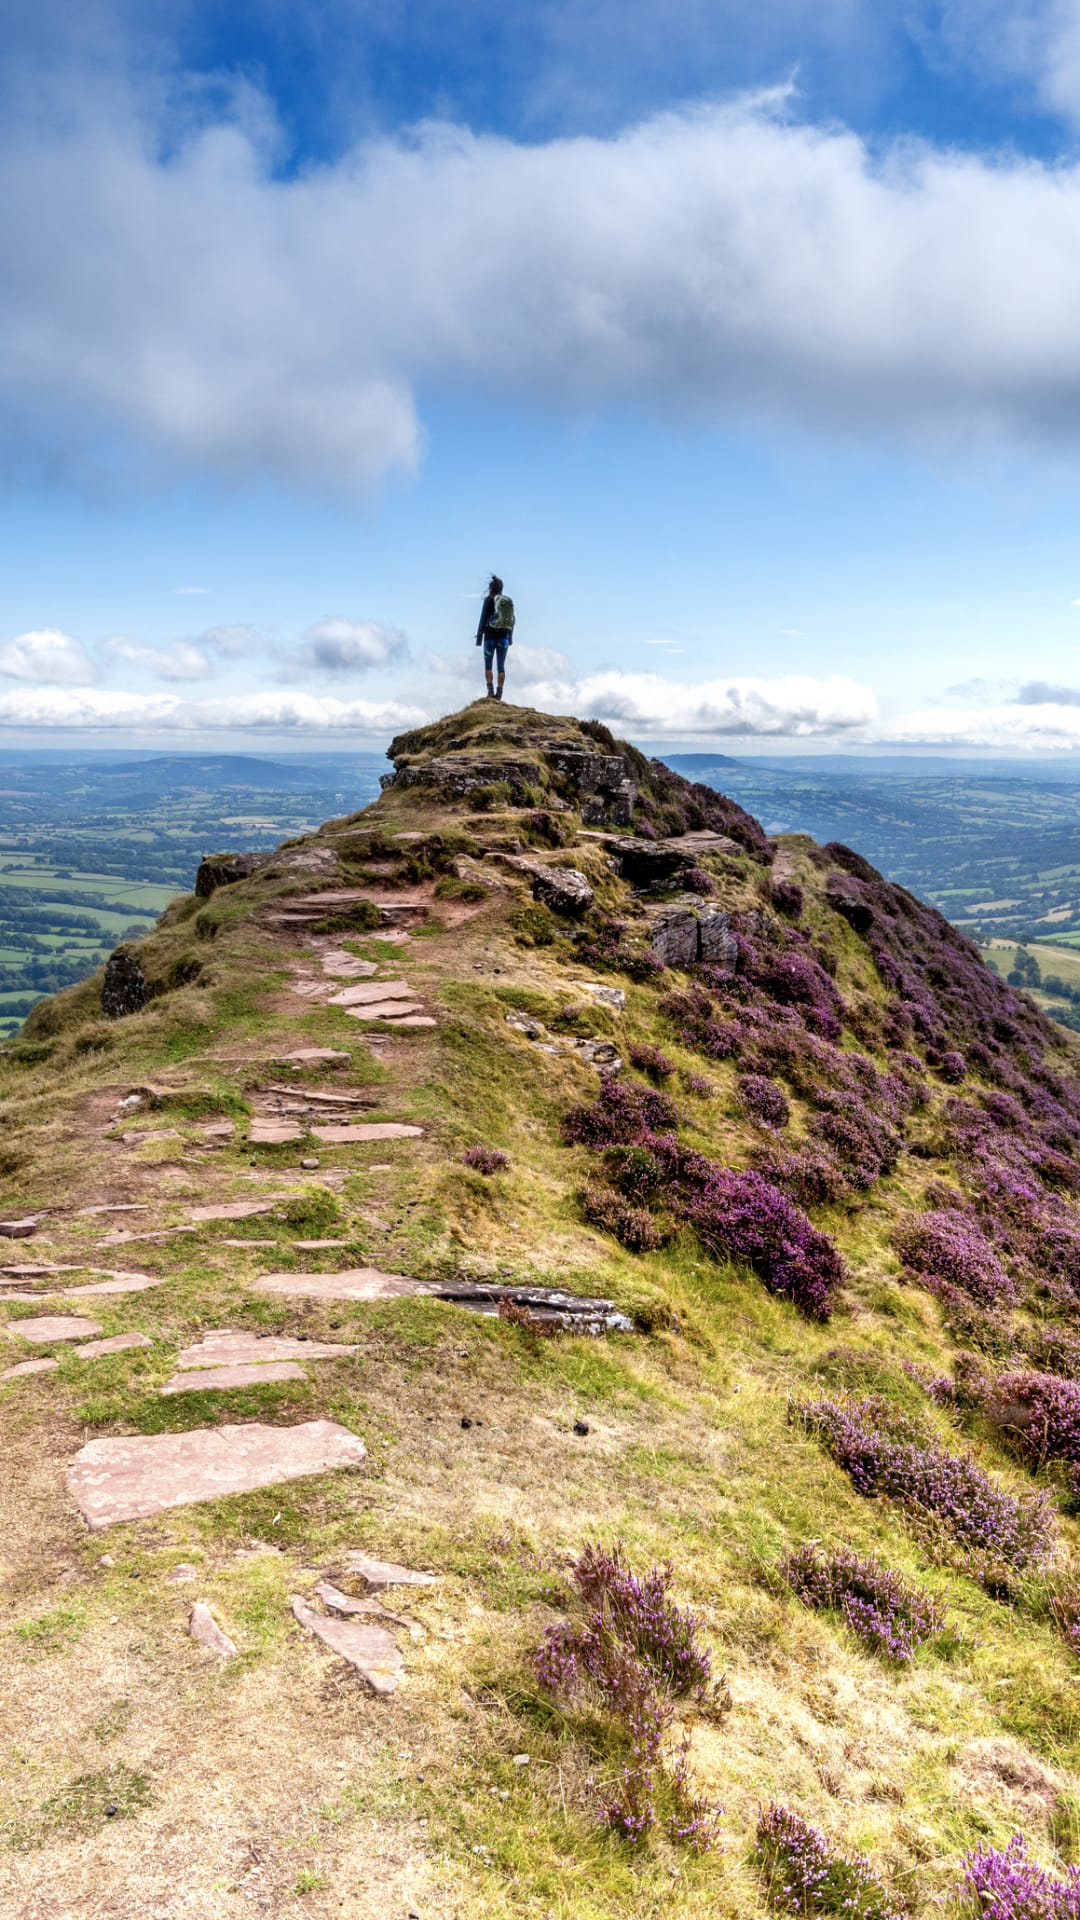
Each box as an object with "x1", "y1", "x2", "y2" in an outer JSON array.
[{"x1": 492, "y1": 593, "x2": 515, "y2": 633}]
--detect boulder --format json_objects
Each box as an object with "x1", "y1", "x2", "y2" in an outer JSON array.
[
  {"x1": 645, "y1": 906, "x2": 701, "y2": 968},
  {"x1": 698, "y1": 908, "x2": 739, "y2": 975},
  {"x1": 101, "y1": 946, "x2": 150, "y2": 1019},
  {"x1": 826, "y1": 879, "x2": 875, "y2": 935},
  {"x1": 530, "y1": 866, "x2": 595, "y2": 916},
  {"x1": 195, "y1": 844, "x2": 339, "y2": 899},
  {"x1": 608, "y1": 837, "x2": 697, "y2": 886}
]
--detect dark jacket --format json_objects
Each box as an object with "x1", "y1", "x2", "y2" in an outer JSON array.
[
  {"x1": 476, "y1": 592, "x2": 496, "y2": 642},
  {"x1": 476, "y1": 591, "x2": 511, "y2": 640}
]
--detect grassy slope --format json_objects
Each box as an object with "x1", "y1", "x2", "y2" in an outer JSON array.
[{"x1": 0, "y1": 701, "x2": 1079, "y2": 1917}]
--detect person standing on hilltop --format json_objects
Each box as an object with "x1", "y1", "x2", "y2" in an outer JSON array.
[{"x1": 475, "y1": 573, "x2": 515, "y2": 700}]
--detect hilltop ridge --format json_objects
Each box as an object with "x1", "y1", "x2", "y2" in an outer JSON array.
[{"x1": 4, "y1": 700, "x2": 1080, "y2": 1918}]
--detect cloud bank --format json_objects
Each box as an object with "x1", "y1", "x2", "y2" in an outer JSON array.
[{"x1": 11, "y1": 87, "x2": 1080, "y2": 489}]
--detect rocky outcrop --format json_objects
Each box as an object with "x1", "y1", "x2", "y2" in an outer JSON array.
[
  {"x1": 101, "y1": 945, "x2": 150, "y2": 1019},
  {"x1": 195, "y1": 845, "x2": 339, "y2": 899},
  {"x1": 531, "y1": 866, "x2": 595, "y2": 916},
  {"x1": 644, "y1": 904, "x2": 737, "y2": 972},
  {"x1": 381, "y1": 757, "x2": 537, "y2": 798}
]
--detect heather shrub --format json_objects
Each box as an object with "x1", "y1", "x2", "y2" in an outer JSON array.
[
  {"x1": 796, "y1": 1394, "x2": 1055, "y2": 1568},
  {"x1": 962, "y1": 1834, "x2": 1080, "y2": 1918},
  {"x1": 810, "y1": 1097, "x2": 900, "y2": 1190},
  {"x1": 563, "y1": 1075, "x2": 679, "y2": 1149},
  {"x1": 940, "y1": 1049, "x2": 967, "y2": 1084},
  {"x1": 577, "y1": 918, "x2": 667, "y2": 983},
  {"x1": 582, "y1": 1183, "x2": 669, "y2": 1253},
  {"x1": 894, "y1": 1208, "x2": 1017, "y2": 1307},
  {"x1": 982, "y1": 1370, "x2": 1080, "y2": 1475},
  {"x1": 778, "y1": 1543, "x2": 947, "y2": 1663},
  {"x1": 683, "y1": 1167, "x2": 843, "y2": 1319},
  {"x1": 681, "y1": 866, "x2": 714, "y2": 895},
  {"x1": 755, "y1": 1804, "x2": 902, "y2": 1920},
  {"x1": 738, "y1": 1073, "x2": 790, "y2": 1130},
  {"x1": 770, "y1": 879, "x2": 803, "y2": 918},
  {"x1": 628, "y1": 1041, "x2": 676, "y2": 1080},
  {"x1": 462, "y1": 1145, "x2": 509, "y2": 1175},
  {"x1": 681, "y1": 1070, "x2": 715, "y2": 1098},
  {"x1": 661, "y1": 986, "x2": 740, "y2": 1060},
  {"x1": 536, "y1": 1542, "x2": 722, "y2": 1846}
]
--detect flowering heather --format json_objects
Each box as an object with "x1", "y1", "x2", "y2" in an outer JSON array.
[
  {"x1": 577, "y1": 917, "x2": 667, "y2": 983},
  {"x1": 682, "y1": 1167, "x2": 843, "y2": 1319},
  {"x1": 628, "y1": 1041, "x2": 676, "y2": 1080},
  {"x1": 771, "y1": 879, "x2": 804, "y2": 918},
  {"x1": 752, "y1": 1140, "x2": 855, "y2": 1209},
  {"x1": 809, "y1": 1097, "x2": 900, "y2": 1191},
  {"x1": 536, "y1": 1542, "x2": 720, "y2": 1845},
  {"x1": 755, "y1": 1805, "x2": 902, "y2": 1920},
  {"x1": 738, "y1": 1073, "x2": 790, "y2": 1130},
  {"x1": 796, "y1": 1394, "x2": 1055, "y2": 1567},
  {"x1": 462, "y1": 1145, "x2": 509, "y2": 1175},
  {"x1": 562, "y1": 1074, "x2": 679, "y2": 1149},
  {"x1": 983, "y1": 1370, "x2": 1080, "y2": 1474},
  {"x1": 660, "y1": 986, "x2": 741, "y2": 1061},
  {"x1": 582, "y1": 1183, "x2": 669, "y2": 1252},
  {"x1": 681, "y1": 1070, "x2": 715, "y2": 1098},
  {"x1": 778, "y1": 1543, "x2": 946, "y2": 1663},
  {"x1": 940, "y1": 1049, "x2": 967, "y2": 1084},
  {"x1": 894, "y1": 1208, "x2": 1016, "y2": 1307},
  {"x1": 962, "y1": 1835, "x2": 1080, "y2": 1919},
  {"x1": 681, "y1": 866, "x2": 714, "y2": 895}
]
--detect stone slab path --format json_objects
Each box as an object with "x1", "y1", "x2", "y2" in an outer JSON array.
[
  {"x1": 290, "y1": 1595, "x2": 402, "y2": 1695},
  {"x1": 75, "y1": 1332, "x2": 152, "y2": 1359},
  {"x1": 68, "y1": 1419, "x2": 367, "y2": 1528},
  {"x1": 0, "y1": 1273, "x2": 160, "y2": 1302},
  {"x1": 0, "y1": 1357, "x2": 59, "y2": 1380},
  {"x1": 9, "y1": 1314, "x2": 103, "y2": 1344},
  {"x1": 175, "y1": 1330, "x2": 359, "y2": 1369},
  {"x1": 339, "y1": 1553, "x2": 435, "y2": 1593},
  {"x1": 160, "y1": 1359, "x2": 307, "y2": 1395},
  {"x1": 253, "y1": 1266, "x2": 424, "y2": 1302}
]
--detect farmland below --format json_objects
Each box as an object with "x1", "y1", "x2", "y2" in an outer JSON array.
[
  {"x1": 672, "y1": 754, "x2": 1080, "y2": 948},
  {"x1": 0, "y1": 750, "x2": 384, "y2": 1038}
]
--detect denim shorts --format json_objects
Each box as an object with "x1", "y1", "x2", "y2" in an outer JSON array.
[{"x1": 483, "y1": 634, "x2": 510, "y2": 672}]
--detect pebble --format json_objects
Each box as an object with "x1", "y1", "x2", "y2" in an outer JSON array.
[
  {"x1": 300, "y1": 1156, "x2": 320, "y2": 1170},
  {"x1": 512, "y1": 1753, "x2": 530, "y2": 1767}
]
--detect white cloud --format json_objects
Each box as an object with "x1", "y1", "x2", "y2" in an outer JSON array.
[
  {"x1": 877, "y1": 699, "x2": 1080, "y2": 749},
  {"x1": 107, "y1": 637, "x2": 213, "y2": 681},
  {"x1": 521, "y1": 668, "x2": 878, "y2": 736},
  {"x1": 0, "y1": 685, "x2": 426, "y2": 734},
  {"x1": 0, "y1": 627, "x2": 96, "y2": 683},
  {"x1": 200, "y1": 623, "x2": 260, "y2": 658},
  {"x1": 298, "y1": 619, "x2": 408, "y2": 672},
  {"x1": 16, "y1": 88, "x2": 1080, "y2": 489}
]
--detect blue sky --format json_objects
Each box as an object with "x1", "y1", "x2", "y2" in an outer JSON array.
[{"x1": 7, "y1": 0, "x2": 1080, "y2": 752}]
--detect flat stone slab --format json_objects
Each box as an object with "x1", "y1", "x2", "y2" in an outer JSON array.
[
  {"x1": 188, "y1": 1201, "x2": 277, "y2": 1222},
  {"x1": 339, "y1": 1552, "x2": 436, "y2": 1593},
  {"x1": 9, "y1": 1315, "x2": 103, "y2": 1344},
  {"x1": 175, "y1": 1330, "x2": 358, "y2": 1369},
  {"x1": 189, "y1": 1602, "x2": 237, "y2": 1658},
  {"x1": 290, "y1": 1595, "x2": 402, "y2": 1694},
  {"x1": 341, "y1": 1002, "x2": 424, "y2": 1021},
  {"x1": 276, "y1": 1047, "x2": 351, "y2": 1065},
  {"x1": 0, "y1": 1217, "x2": 43, "y2": 1238},
  {"x1": 160, "y1": 1360, "x2": 307, "y2": 1395},
  {"x1": 253, "y1": 1267, "x2": 424, "y2": 1303},
  {"x1": 320, "y1": 952, "x2": 378, "y2": 977},
  {"x1": 0, "y1": 1357, "x2": 59, "y2": 1381},
  {"x1": 78, "y1": 1204, "x2": 150, "y2": 1217},
  {"x1": 311, "y1": 1123, "x2": 423, "y2": 1143},
  {"x1": 327, "y1": 979, "x2": 415, "y2": 1007},
  {"x1": 357, "y1": 1013, "x2": 436, "y2": 1028},
  {"x1": 249, "y1": 1121, "x2": 303, "y2": 1145},
  {"x1": 68, "y1": 1419, "x2": 367, "y2": 1529},
  {"x1": 74, "y1": 1333, "x2": 153, "y2": 1359},
  {"x1": 313, "y1": 1579, "x2": 412, "y2": 1628},
  {"x1": 0, "y1": 1274, "x2": 160, "y2": 1303}
]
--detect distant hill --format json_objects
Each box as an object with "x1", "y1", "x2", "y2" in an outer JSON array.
[{"x1": 658, "y1": 751, "x2": 744, "y2": 774}]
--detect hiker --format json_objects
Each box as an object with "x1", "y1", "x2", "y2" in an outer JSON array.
[{"x1": 475, "y1": 573, "x2": 515, "y2": 700}]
